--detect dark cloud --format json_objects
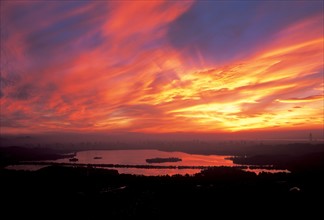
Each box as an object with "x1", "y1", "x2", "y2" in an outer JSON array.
[
  {"x1": 3, "y1": 1, "x2": 108, "y2": 73},
  {"x1": 0, "y1": 76, "x2": 15, "y2": 88},
  {"x1": 0, "y1": 110, "x2": 30, "y2": 128},
  {"x1": 9, "y1": 84, "x2": 36, "y2": 100},
  {"x1": 25, "y1": 11, "x2": 104, "y2": 55}
]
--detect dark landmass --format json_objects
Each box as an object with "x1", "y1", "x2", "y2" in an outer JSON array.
[
  {"x1": 230, "y1": 151, "x2": 324, "y2": 172},
  {"x1": 69, "y1": 158, "x2": 79, "y2": 162},
  {"x1": 0, "y1": 146, "x2": 74, "y2": 167},
  {"x1": 146, "y1": 157, "x2": 182, "y2": 163},
  {"x1": 1, "y1": 164, "x2": 323, "y2": 219},
  {"x1": 0, "y1": 143, "x2": 323, "y2": 218},
  {"x1": 94, "y1": 156, "x2": 102, "y2": 159}
]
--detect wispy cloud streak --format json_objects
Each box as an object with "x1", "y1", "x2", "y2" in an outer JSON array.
[{"x1": 0, "y1": 1, "x2": 322, "y2": 134}]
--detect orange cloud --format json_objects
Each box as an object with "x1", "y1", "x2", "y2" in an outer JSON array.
[
  {"x1": 138, "y1": 16, "x2": 323, "y2": 132},
  {"x1": 276, "y1": 95, "x2": 324, "y2": 103},
  {"x1": 0, "y1": 2, "x2": 323, "y2": 135}
]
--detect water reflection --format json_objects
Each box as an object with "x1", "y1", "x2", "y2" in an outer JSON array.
[
  {"x1": 5, "y1": 164, "x2": 290, "y2": 176},
  {"x1": 243, "y1": 168, "x2": 290, "y2": 175},
  {"x1": 105, "y1": 167, "x2": 200, "y2": 176},
  {"x1": 5, "y1": 150, "x2": 291, "y2": 176},
  {"x1": 52, "y1": 149, "x2": 235, "y2": 167},
  {"x1": 5, "y1": 164, "x2": 48, "y2": 171}
]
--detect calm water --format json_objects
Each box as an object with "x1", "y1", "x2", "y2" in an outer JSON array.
[
  {"x1": 108, "y1": 168, "x2": 200, "y2": 176},
  {"x1": 5, "y1": 164, "x2": 201, "y2": 175},
  {"x1": 5, "y1": 150, "x2": 289, "y2": 176},
  {"x1": 5, "y1": 164, "x2": 48, "y2": 171},
  {"x1": 52, "y1": 149, "x2": 235, "y2": 167},
  {"x1": 243, "y1": 168, "x2": 290, "y2": 175}
]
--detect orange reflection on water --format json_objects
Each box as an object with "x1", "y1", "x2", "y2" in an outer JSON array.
[
  {"x1": 53, "y1": 149, "x2": 235, "y2": 167},
  {"x1": 106, "y1": 167, "x2": 200, "y2": 176},
  {"x1": 243, "y1": 168, "x2": 290, "y2": 175}
]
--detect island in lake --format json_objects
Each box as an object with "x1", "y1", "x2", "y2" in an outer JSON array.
[
  {"x1": 93, "y1": 157, "x2": 102, "y2": 159},
  {"x1": 146, "y1": 157, "x2": 182, "y2": 164},
  {"x1": 69, "y1": 158, "x2": 78, "y2": 162}
]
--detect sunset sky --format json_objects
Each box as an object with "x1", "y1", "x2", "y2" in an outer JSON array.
[{"x1": 1, "y1": 1, "x2": 323, "y2": 137}]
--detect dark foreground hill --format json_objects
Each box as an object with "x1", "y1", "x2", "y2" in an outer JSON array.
[
  {"x1": 1, "y1": 164, "x2": 323, "y2": 219},
  {"x1": 1, "y1": 144, "x2": 323, "y2": 218}
]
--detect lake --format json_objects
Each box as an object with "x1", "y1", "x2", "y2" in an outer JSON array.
[
  {"x1": 5, "y1": 149, "x2": 290, "y2": 176},
  {"x1": 51, "y1": 149, "x2": 236, "y2": 175},
  {"x1": 53, "y1": 149, "x2": 235, "y2": 166}
]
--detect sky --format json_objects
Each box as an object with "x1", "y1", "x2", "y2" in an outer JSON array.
[{"x1": 0, "y1": 0, "x2": 323, "y2": 138}]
